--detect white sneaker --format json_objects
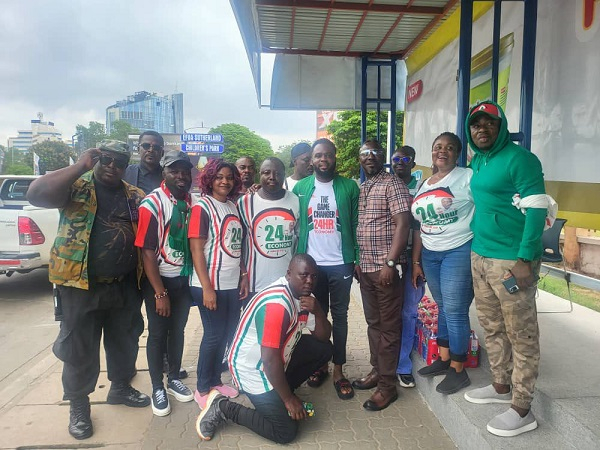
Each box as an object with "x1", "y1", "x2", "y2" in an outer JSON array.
[
  {"x1": 487, "y1": 408, "x2": 538, "y2": 437},
  {"x1": 167, "y1": 379, "x2": 194, "y2": 402},
  {"x1": 464, "y1": 384, "x2": 512, "y2": 404}
]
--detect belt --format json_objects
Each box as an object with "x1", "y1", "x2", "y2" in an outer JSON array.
[{"x1": 95, "y1": 274, "x2": 126, "y2": 284}]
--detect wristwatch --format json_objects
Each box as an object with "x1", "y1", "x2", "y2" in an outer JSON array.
[{"x1": 386, "y1": 260, "x2": 395, "y2": 268}]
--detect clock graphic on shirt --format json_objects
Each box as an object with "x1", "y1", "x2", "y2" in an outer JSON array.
[
  {"x1": 252, "y1": 208, "x2": 296, "y2": 259},
  {"x1": 220, "y1": 214, "x2": 243, "y2": 258}
]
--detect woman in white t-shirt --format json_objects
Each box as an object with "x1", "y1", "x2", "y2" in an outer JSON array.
[
  {"x1": 412, "y1": 132, "x2": 475, "y2": 395},
  {"x1": 189, "y1": 159, "x2": 249, "y2": 409}
]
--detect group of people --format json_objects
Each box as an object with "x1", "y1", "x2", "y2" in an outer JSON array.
[{"x1": 27, "y1": 100, "x2": 547, "y2": 443}]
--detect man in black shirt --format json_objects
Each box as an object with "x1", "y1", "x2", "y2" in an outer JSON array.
[
  {"x1": 27, "y1": 140, "x2": 150, "y2": 440},
  {"x1": 124, "y1": 131, "x2": 164, "y2": 194}
]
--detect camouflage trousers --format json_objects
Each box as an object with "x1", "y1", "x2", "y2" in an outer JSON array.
[{"x1": 471, "y1": 252, "x2": 541, "y2": 410}]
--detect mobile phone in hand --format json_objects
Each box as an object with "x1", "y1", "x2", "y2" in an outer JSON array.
[{"x1": 502, "y1": 274, "x2": 519, "y2": 294}]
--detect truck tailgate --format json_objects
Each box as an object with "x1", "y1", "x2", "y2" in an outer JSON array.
[{"x1": 0, "y1": 214, "x2": 20, "y2": 253}]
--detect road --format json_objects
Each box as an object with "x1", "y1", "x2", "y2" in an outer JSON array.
[{"x1": 0, "y1": 269, "x2": 57, "y2": 409}]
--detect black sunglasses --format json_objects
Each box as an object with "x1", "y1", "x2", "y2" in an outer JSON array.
[
  {"x1": 139, "y1": 143, "x2": 163, "y2": 152},
  {"x1": 99, "y1": 154, "x2": 128, "y2": 170},
  {"x1": 392, "y1": 156, "x2": 413, "y2": 165}
]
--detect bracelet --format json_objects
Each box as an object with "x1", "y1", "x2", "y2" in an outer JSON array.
[
  {"x1": 154, "y1": 289, "x2": 168, "y2": 299},
  {"x1": 412, "y1": 261, "x2": 421, "y2": 265},
  {"x1": 240, "y1": 272, "x2": 248, "y2": 277}
]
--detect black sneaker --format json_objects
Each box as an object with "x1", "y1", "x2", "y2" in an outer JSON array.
[
  {"x1": 195, "y1": 391, "x2": 226, "y2": 441},
  {"x1": 397, "y1": 373, "x2": 416, "y2": 388},
  {"x1": 167, "y1": 379, "x2": 194, "y2": 402},
  {"x1": 436, "y1": 367, "x2": 471, "y2": 395},
  {"x1": 107, "y1": 383, "x2": 151, "y2": 407},
  {"x1": 151, "y1": 387, "x2": 171, "y2": 416},
  {"x1": 417, "y1": 358, "x2": 450, "y2": 378},
  {"x1": 69, "y1": 397, "x2": 93, "y2": 440}
]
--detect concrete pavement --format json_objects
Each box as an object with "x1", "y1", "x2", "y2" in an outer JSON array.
[{"x1": 0, "y1": 283, "x2": 455, "y2": 450}]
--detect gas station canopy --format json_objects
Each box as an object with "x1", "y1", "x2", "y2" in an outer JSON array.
[{"x1": 230, "y1": 0, "x2": 459, "y2": 104}]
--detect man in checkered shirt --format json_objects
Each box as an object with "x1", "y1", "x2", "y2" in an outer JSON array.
[{"x1": 353, "y1": 139, "x2": 411, "y2": 412}]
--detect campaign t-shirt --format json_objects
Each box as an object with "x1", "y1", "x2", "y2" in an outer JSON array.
[
  {"x1": 306, "y1": 179, "x2": 344, "y2": 266},
  {"x1": 238, "y1": 190, "x2": 299, "y2": 292},
  {"x1": 135, "y1": 183, "x2": 193, "y2": 278},
  {"x1": 412, "y1": 167, "x2": 474, "y2": 252},
  {"x1": 188, "y1": 195, "x2": 243, "y2": 290},
  {"x1": 228, "y1": 277, "x2": 315, "y2": 395}
]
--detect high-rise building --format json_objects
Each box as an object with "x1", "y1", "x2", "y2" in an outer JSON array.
[
  {"x1": 8, "y1": 114, "x2": 63, "y2": 151},
  {"x1": 106, "y1": 91, "x2": 184, "y2": 135}
]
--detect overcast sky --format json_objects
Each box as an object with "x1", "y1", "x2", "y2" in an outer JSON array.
[{"x1": 0, "y1": 0, "x2": 316, "y2": 151}]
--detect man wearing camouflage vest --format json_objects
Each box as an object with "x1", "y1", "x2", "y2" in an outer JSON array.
[{"x1": 27, "y1": 140, "x2": 151, "y2": 440}]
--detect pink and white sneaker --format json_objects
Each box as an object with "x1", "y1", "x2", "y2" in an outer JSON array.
[
  {"x1": 194, "y1": 390, "x2": 211, "y2": 410},
  {"x1": 211, "y1": 384, "x2": 239, "y2": 399}
]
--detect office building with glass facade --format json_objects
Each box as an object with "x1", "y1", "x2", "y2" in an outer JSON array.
[{"x1": 106, "y1": 91, "x2": 184, "y2": 134}]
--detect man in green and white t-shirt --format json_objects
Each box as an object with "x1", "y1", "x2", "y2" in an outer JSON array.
[{"x1": 195, "y1": 254, "x2": 333, "y2": 443}]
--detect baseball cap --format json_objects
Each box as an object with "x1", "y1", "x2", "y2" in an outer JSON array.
[
  {"x1": 98, "y1": 140, "x2": 130, "y2": 159},
  {"x1": 160, "y1": 150, "x2": 193, "y2": 169},
  {"x1": 290, "y1": 142, "x2": 312, "y2": 167},
  {"x1": 468, "y1": 102, "x2": 501, "y2": 124}
]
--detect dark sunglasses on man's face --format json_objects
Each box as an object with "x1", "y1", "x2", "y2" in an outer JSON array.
[
  {"x1": 139, "y1": 142, "x2": 163, "y2": 152},
  {"x1": 99, "y1": 154, "x2": 128, "y2": 170},
  {"x1": 392, "y1": 155, "x2": 413, "y2": 165}
]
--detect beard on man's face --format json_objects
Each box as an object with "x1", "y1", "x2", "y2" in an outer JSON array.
[{"x1": 313, "y1": 160, "x2": 336, "y2": 178}]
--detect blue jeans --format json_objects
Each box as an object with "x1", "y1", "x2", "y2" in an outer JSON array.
[
  {"x1": 396, "y1": 261, "x2": 425, "y2": 374},
  {"x1": 421, "y1": 240, "x2": 474, "y2": 362},
  {"x1": 312, "y1": 263, "x2": 354, "y2": 365},
  {"x1": 191, "y1": 287, "x2": 241, "y2": 392}
]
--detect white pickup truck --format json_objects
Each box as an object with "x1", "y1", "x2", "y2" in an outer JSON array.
[{"x1": 0, "y1": 175, "x2": 59, "y2": 276}]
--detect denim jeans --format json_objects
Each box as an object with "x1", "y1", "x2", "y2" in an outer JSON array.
[
  {"x1": 396, "y1": 260, "x2": 425, "y2": 374},
  {"x1": 222, "y1": 334, "x2": 332, "y2": 444},
  {"x1": 312, "y1": 263, "x2": 354, "y2": 365},
  {"x1": 421, "y1": 240, "x2": 474, "y2": 361},
  {"x1": 142, "y1": 276, "x2": 191, "y2": 389},
  {"x1": 192, "y1": 287, "x2": 241, "y2": 392}
]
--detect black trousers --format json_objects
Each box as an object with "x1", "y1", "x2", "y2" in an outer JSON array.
[
  {"x1": 223, "y1": 334, "x2": 333, "y2": 444},
  {"x1": 142, "y1": 276, "x2": 191, "y2": 389},
  {"x1": 53, "y1": 274, "x2": 140, "y2": 401}
]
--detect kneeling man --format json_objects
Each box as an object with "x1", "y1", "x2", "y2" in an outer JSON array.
[{"x1": 196, "y1": 254, "x2": 333, "y2": 443}]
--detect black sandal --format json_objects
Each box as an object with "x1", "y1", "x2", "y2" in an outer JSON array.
[
  {"x1": 334, "y1": 378, "x2": 355, "y2": 400},
  {"x1": 307, "y1": 369, "x2": 329, "y2": 388}
]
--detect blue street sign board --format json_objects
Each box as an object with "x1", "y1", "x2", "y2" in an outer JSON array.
[
  {"x1": 181, "y1": 133, "x2": 223, "y2": 143},
  {"x1": 182, "y1": 143, "x2": 224, "y2": 153}
]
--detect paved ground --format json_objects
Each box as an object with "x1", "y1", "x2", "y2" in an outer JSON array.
[{"x1": 0, "y1": 281, "x2": 455, "y2": 450}]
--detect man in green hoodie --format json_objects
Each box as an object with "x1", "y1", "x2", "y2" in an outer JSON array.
[{"x1": 463, "y1": 101, "x2": 546, "y2": 438}]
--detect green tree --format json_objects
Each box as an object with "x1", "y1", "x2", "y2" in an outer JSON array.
[
  {"x1": 30, "y1": 141, "x2": 76, "y2": 174},
  {"x1": 1, "y1": 147, "x2": 33, "y2": 175},
  {"x1": 326, "y1": 110, "x2": 404, "y2": 179},
  {"x1": 209, "y1": 123, "x2": 273, "y2": 164},
  {"x1": 276, "y1": 140, "x2": 312, "y2": 176},
  {"x1": 3, "y1": 164, "x2": 33, "y2": 175},
  {"x1": 75, "y1": 121, "x2": 107, "y2": 150},
  {"x1": 109, "y1": 120, "x2": 140, "y2": 142}
]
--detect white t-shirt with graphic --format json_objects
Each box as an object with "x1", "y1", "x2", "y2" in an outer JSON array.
[
  {"x1": 306, "y1": 179, "x2": 344, "y2": 266},
  {"x1": 188, "y1": 196, "x2": 243, "y2": 291},
  {"x1": 412, "y1": 167, "x2": 474, "y2": 252},
  {"x1": 238, "y1": 190, "x2": 300, "y2": 292}
]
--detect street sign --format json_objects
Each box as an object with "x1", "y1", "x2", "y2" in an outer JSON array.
[
  {"x1": 181, "y1": 133, "x2": 223, "y2": 143},
  {"x1": 182, "y1": 143, "x2": 224, "y2": 153}
]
